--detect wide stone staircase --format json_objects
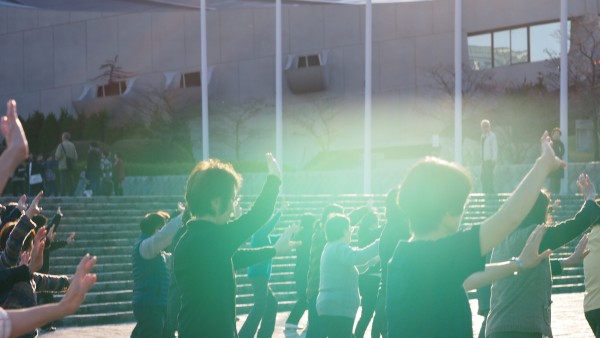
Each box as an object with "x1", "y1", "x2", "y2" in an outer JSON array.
[{"x1": 0, "y1": 193, "x2": 589, "y2": 327}]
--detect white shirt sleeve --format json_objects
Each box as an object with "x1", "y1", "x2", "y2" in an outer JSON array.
[
  {"x1": 139, "y1": 214, "x2": 183, "y2": 260},
  {"x1": 0, "y1": 307, "x2": 12, "y2": 338}
]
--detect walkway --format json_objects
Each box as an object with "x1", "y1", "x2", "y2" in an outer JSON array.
[{"x1": 41, "y1": 292, "x2": 593, "y2": 337}]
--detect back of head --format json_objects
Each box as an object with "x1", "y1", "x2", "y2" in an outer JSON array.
[
  {"x1": 399, "y1": 157, "x2": 472, "y2": 236},
  {"x1": 325, "y1": 214, "x2": 350, "y2": 242},
  {"x1": 185, "y1": 159, "x2": 243, "y2": 218},
  {"x1": 357, "y1": 209, "x2": 378, "y2": 230},
  {"x1": 140, "y1": 211, "x2": 170, "y2": 236},
  {"x1": 320, "y1": 204, "x2": 344, "y2": 228},
  {"x1": 62, "y1": 132, "x2": 71, "y2": 141},
  {"x1": 300, "y1": 213, "x2": 318, "y2": 233},
  {"x1": 518, "y1": 190, "x2": 550, "y2": 229},
  {"x1": 31, "y1": 214, "x2": 48, "y2": 228},
  {"x1": 0, "y1": 221, "x2": 17, "y2": 251}
]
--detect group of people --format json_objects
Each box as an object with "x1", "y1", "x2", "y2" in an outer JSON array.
[
  {"x1": 128, "y1": 119, "x2": 600, "y2": 338},
  {"x1": 0, "y1": 99, "x2": 98, "y2": 338},
  {"x1": 8, "y1": 133, "x2": 125, "y2": 198}
]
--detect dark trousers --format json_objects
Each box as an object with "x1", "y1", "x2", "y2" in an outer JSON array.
[
  {"x1": 306, "y1": 297, "x2": 325, "y2": 338},
  {"x1": 287, "y1": 269, "x2": 308, "y2": 325},
  {"x1": 354, "y1": 274, "x2": 379, "y2": 338},
  {"x1": 586, "y1": 308, "x2": 600, "y2": 337},
  {"x1": 239, "y1": 277, "x2": 278, "y2": 338},
  {"x1": 164, "y1": 283, "x2": 181, "y2": 338},
  {"x1": 481, "y1": 160, "x2": 495, "y2": 194},
  {"x1": 59, "y1": 169, "x2": 76, "y2": 196},
  {"x1": 320, "y1": 315, "x2": 354, "y2": 338},
  {"x1": 29, "y1": 183, "x2": 43, "y2": 196},
  {"x1": 131, "y1": 303, "x2": 167, "y2": 338},
  {"x1": 372, "y1": 292, "x2": 388, "y2": 338}
]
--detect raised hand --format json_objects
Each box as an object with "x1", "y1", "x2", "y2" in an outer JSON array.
[
  {"x1": 518, "y1": 224, "x2": 552, "y2": 270},
  {"x1": 17, "y1": 194, "x2": 27, "y2": 212},
  {"x1": 2, "y1": 100, "x2": 28, "y2": 161},
  {"x1": 56, "y1": 206, "x2": 63, "y2": 217},
  {"x1": 29, "y1": 227, "x2": 47, "y2": 272},
  {"x1": 562, "y1": 234, "x2": 590, "y2": 267},
  {"x1": 265, "y1": 153, "x2": 282, "y2": 181},
  {"x1": 577, "y1": 173, "x2": 597, "y2": 201},
  {"x1": 60, "y1": 254, "x2": 97, "y2": 314},
  {"x1": 47, "y1": 225, "x2": 56, "y2": 242},
  {"x1": 273, "y1": 225, "x2": 301, "y2": 255},
  {"x1": 25, "y1": 191, "x2": 43, "y2": 219},
  {"x1": 539, "y1": 131, "x2": 565, "y2": 173},
  {"x1": 67, "y1": 232, "x2": 76, "y2": 244}
]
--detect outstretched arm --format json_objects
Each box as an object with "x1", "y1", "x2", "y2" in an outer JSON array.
[
  {"x1": 479, "y1": 131, "x2": 563, "y2": 255},
  {"x1": 464, "y1": 225, "x2": 551, "y2": 290},
  {"x1": 5, "y1": 254, "x2": 96, "y2": 338},
  {"x1": 541, "y1": 174, "x2": 600, "y2": 251},
  {"x1": 139, "y1": 214, "x2": 183, "y2": 259}
]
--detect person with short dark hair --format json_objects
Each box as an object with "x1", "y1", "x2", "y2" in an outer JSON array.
[
  {"x1": 485, "y1": 174, "x2": 600, "y2": 338},
  {"x1": 386, "y1": 132, "x2": 562, "y2": 337},
  {"x1": 131, "y1": 210, "x2": 183, "y2": 338},
  {"x1": 316, "y1": 214, "x2": 379, "y2": 338},
  {"x1": 174, "y1": 153, "x2": 281, "y2": 338}
]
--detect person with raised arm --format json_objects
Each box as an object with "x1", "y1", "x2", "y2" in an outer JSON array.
[
  {"x1": 484, "y1": 174, "x2": 600, "y2": 338},
  {"x1": 174, "y1": 153, "x2": 281, "y2": 338},
  {"x1": 131, "y1": 210, "x2": 183, "y2": 338},
  {"x1": 385, "y1": 131, "x2": 563, "y2": 338},
  {"x1": 0, "y1": 101, "x2": 28, "y2": 196}
]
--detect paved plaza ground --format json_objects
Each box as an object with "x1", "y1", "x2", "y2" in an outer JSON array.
[{"x1": 40, "y1": 292, "x2": 594, "y2": 337}]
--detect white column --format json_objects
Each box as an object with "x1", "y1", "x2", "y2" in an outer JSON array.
[
  {"x1": 454, "y1": 0, "x2": 463, "y2": 164},
  {"x1": 560, "y1": 0, "x2": 568, "y2": 194},
  {"x1": 276, "y1": 0, "x2": 283, "y2": 176},
  {"x1": 364, "y1": 0, "x2": 373, "y2": 194},
  {"x1": 201, "y1": 0, "x2": 209, "y2": 159}
]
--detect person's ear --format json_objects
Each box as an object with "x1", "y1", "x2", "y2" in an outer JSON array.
[{"x1": 440, "y1": 212, "x2": 461, "y2": 234}]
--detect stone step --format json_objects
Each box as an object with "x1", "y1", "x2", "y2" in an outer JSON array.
[{"x1": 59, "y1": 311, "x2": 134, "y2": 327}]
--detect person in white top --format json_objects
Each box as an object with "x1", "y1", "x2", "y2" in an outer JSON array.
[{"x1": 481, "y1": 119, "x2": 499, "y2": 194}]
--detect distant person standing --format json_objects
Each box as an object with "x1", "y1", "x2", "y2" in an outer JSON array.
[
  {"x1": 481, "y1": 119, "x2": 498, "y2": 194},
  {"x1": 549, "y1": 127, "x2": 565, "y2": 195},
  {"x1": 112, "y1": 153, "x2": 125, "y2": 196},
  {"x1": 86, "y1": 142, "x2": 102, "y2": 196},
  {"x1": 55, "y1": 132, "x2": 77, "y2": 196}
]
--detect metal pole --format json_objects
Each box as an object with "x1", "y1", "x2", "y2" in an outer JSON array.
[
  {"x1": 276, "y1": 0, "x2": 283, "y2": 176},
  {"x1": 454, "y1": 0, "x2": 463, "y2": 164},
  {"x1": 364, "y1": 0, "x2": 372, "y2": 194},
  {"x1": 201, "y1": 0, "x2": 209, "y2": 159},
  {"x1": 560, "y1": 0, "x2": 568, "y2": 194}
]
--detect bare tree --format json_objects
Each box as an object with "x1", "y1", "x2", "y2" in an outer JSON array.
[
  {"x1": 210, "y1": 99, "x2": 269, "y2": 161},
  {"x1": 92, "y1": 55, "x2": 136, "y2": 84},
  {"x1": 286, "y1": 94, "x2": 341, "y2": 151}
]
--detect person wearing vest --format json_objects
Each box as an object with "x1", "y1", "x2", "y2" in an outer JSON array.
[
  {"x1": 131, "y1": 211, "x2": 183, "y2": 338},
  {"x1": 486, "y1": 174, "x2": 600, "y2": 338}
]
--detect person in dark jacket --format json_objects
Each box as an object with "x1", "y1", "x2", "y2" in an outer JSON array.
[
  {"x1": 173, "y1": 153, "x2": 281, "y2": 338},
  {"x1": 285, "y1": 213, "x2": 318, "y2": 330}
]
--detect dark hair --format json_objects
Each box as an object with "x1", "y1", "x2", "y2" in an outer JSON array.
[
  {"x1": 0, "y1": 221, "x2": 35, "y2": 254},
  {"x1": 518, "y1": 190, "x2": 550, "y2": 229},
  {"x1": 320, "y1": 204, "x2": 344, "y2": 228},
  {"x1": 31, "y1": 215, "x2": 48, "y2": 228},
  {"x1": 185, "y1": 159, "x2": 243, "y2": 217},
  {"x1": 140, "y1": 211, "x2": 170, "y2": 235},
  {"x1": 348, "y1": 206, "x2": 372, "y2": 225},
  {"x1": 325, "y1": 214, "x2": 350, "y2": 242},
  {"x1": 300, "y1": 213, "x2": 318, "y2": 232},
  {"x1": 2, "y1": 202, "x2": 18, "y2": 220},
  {"x1": 357, "y1": 209, "x2": 378, "y2": 230},
  {"x1": 399, "y1": 157, "x2": 472, "y2": 236}
]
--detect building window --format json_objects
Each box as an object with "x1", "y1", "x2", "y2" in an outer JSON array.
[
  {"x1": 297, "y1": 54, "x2": 321, "y2": 68},
  {"x1": 468, "y1": 20, "x2": 570, "y2": 70},
  {"x1": 180, "y1": 71, "x2": 201, "y2": 88},
  {"x1": 97, "y1": 81, "x2": 127, "y2": 97}
]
